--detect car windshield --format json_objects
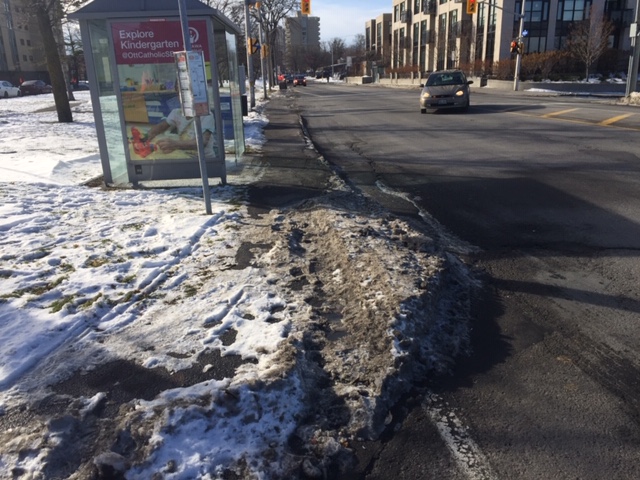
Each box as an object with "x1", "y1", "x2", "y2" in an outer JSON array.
[{"x1": 426, "y1": 73, "x2": 465, "y2": 86}]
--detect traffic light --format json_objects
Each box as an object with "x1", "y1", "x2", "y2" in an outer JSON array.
[
  {"x1": 510, "y1": 40, "x2": 518, "y2": 54},
  {"x1": 247, "y1": 37, "x2": 260, "y2": 54},
  {"x1": 466, "y1": 0, "x2": 477, "y2": 15},
  {"x1": 301, "y1": 0, "x2": 311, "y2": 15},
  {"x1": 518, "y1": 42, "x2": 525, "y2": 54}
]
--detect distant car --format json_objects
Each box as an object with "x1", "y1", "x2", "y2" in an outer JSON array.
[
  {"x1": 0, "y1": 80, "x2": 20, "y2": 98},
  {"x1": 293, "y1": 75, "x2": 307, "y2": 87},
  {"x1": 72, "y1": 81, "x2": 90, "y2": 91},
  {"x1": 419, "y1": 70, "x2": 473, "y2": 114},
  {"x1": 19, "y1": 80, "x2": 53, "y2": 95}
]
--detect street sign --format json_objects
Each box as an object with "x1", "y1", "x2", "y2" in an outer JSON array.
[{"x1": 175, "y1": 50, "x2": 209, "y2": 118}]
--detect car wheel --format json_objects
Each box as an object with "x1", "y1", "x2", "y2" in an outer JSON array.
[
  {"x1": 420, "y1": 108, "x2": 426, "y2": 114},
  {"x1": 3, "y1": 91, "x2": 7, "y2": 98}
]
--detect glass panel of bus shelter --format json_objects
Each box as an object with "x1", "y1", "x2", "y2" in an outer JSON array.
[{"x1": 88, "y1": 19, "x2": 128, "y2": 184}]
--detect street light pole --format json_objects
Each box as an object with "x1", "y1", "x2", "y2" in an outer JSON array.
[
  {"x1": 257, "y1": 5, "x2": 268, "y2": 100},
  {"x1": 513, "y1": 0, "x2": 526, "y2": 91},
  {"x1": 244, "y1": 0, "x2": 256, "y2": 109}
]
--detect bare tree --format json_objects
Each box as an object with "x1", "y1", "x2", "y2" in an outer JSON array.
[
  {"x1": 566, "y1": 6, "x2": 614, "y2": 79},
  {"x1": 253, "y1": 0, "x2": 299, "y2": 87},
  {"x1": 202, "y1": 0, "x2": 245, "y2": 28},
  {"x1": 17, "y1": 0, "x2": 75, "y2": 121}
]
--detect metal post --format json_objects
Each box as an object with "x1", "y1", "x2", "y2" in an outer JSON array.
[
  {"x1": 257, "y1": 6, "x2": 268, "y2": 100},
  {"x1": 244, "y1": 1, "x2": 256, "y2": 109},
  {"x1": 178, "y1": 0, "x2": 212, "y2": 215},
  {"x1": 513, "y1": 0, "x2": 526, "y2": 91},
  {"x1": 331, "y1": 48, "x2": 334, "y2": 78},
  {"x1": 626, "y1": 0, "x2": 640, "y2": 96}
]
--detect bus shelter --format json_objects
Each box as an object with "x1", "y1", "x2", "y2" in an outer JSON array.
[{"x1": 70, "y1": 0, "x2": 244, "y2": 186}]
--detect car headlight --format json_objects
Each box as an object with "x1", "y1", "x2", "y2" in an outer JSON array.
[
  {"x1": 421, "y1": 92, "x2": 431, "y2": 99},
  {"x1": 455, "y1": 89, "x2": 465, "y2": 96}
]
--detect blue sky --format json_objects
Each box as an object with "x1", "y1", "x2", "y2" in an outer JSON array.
[{"x1": 311, "y1": 0, "x2": 391, "y2": 44}]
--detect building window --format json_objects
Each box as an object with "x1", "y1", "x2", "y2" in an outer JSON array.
[
  {"x1": 20, "y1": 38, "x2": 25, "y2": 45},
  {"x1": 27, "y1": 40, "x2": 31, "y2": 46},
  {"x1": 414, "y1": 0, "x2": 421, "y2": 13},
  {"x1": 558, "y1": 0, "x2": 591, "y2": 21},
  {"x1": 555, "y1": 0, "x2": 592, "y2": 48},
  {"x1": 515, "y1": 0, "x2": 550, "y2": 53},
  {"x1": 394, "y1": 5, "x2": 400, "y2": 22},
  {"x1": 29, "y1": 55, "x2": 33, "y2": 61},
  {"x1": 23, "y1": 54, "x2": 27, "y2": 61}
]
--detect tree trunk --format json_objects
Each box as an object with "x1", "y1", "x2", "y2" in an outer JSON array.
[{"x1": 35, "y1": 4, "x2": 72, "y2": 123}]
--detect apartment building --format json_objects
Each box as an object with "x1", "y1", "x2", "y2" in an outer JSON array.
[
  {"x1": 0, "y1": 0, "x2": 48, "y2": 83},
  {"x1": 388, "y1": 0, "x2": 636, "y2": 75},
  {"x1": 284, "y1": 10, "x2": 321, "y2": 71},
  {"x1": 365, "y1": 13, "x2": 393, "y2": 66}
]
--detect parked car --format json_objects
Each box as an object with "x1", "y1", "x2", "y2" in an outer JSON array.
[
  {"x1": 419, "y1": 70, "x2": 472, "y2": 114},
  {"x1": 72, "y1": 81, "x2": 90, "y2": 91},
  {"x1": 293, "y1": 75, "x2": 307, "y2": 87},
  {"x1": 19, "y1": 80, "x2": 53, "y2": 95},
  {"x1": 0, "y1": 80, "x2": 20, "y2": 98}
]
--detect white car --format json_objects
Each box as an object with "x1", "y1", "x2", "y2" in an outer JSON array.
[{"x1": 0, "y1": 80, "x2": 20, "y2": 98}]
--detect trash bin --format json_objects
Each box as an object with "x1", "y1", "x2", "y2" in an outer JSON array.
[{"x1": 279, "y1": 81, "x2": 287, "y2": 90}]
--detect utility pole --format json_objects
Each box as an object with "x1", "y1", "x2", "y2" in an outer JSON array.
[
  {"x1": 625, "y1": 0, "x2": 640, "y2": 96},
  {"x1": 244, "y1": 0, "x2": 256, "y2": 109},
  {"x1": 257, "y1": 5, "x2": 269, "y2": 100},
  {"x1": 513, "y1": 0, "x2": 526, "y2": 91}
]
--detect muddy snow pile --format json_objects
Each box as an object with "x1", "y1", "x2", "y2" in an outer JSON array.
[{"x1": 0, "y1": 179, "x2": 473, "y2": 479}]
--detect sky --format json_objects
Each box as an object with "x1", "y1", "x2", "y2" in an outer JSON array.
[
  {"x1": 0, "y1": 87, "x2": 474, "y2": 478},
  {"x1": 311, "y1": 0, "x2": 391, "y2": 43}
]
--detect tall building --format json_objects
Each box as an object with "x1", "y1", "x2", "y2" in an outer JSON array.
[
  {"x1": 365, "y1": 13, "x2": 393, "y2": 66},
  {"x1": 284, "y1": 10, "x2": 321, "y2": 72},
  {"x1": 388, "y1": 0, "x2": 636, "y2": 76},
  {"x1": 0, "y1": 0, "x2": 49, "y2": 83}
]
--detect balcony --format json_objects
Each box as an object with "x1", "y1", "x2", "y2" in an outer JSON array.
[
  {"x1": 400, "y1": 11, "x2": 412, "y2": 23},
  {"x1": 423, "y1": 1, "x2": 437, "y2": 15}
]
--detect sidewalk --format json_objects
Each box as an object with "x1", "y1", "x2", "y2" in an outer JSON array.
[{"x1": 230, "y1": 89, "x2": 337, "y2": 211}]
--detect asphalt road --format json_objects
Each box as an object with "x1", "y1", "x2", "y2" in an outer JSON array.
[{"x1": 293, "y1": 82, "x2": 640, "y2": 479}]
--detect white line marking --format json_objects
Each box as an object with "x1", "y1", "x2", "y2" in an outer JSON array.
[{"x1": 424, "y1": 393, "x2": 498, "y2": 480}]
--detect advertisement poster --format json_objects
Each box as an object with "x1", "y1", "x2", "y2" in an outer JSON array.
[{"x1": 112, "y1": 20, "x2": 217, "y2": 161}]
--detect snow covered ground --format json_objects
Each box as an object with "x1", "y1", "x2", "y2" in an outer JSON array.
[{"x1": 0, "y1": 90, "x2": 474, "y2": 478}]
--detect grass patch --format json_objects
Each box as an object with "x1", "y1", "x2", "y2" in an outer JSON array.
[
  {"x1": 50, "y1": 295, "x2": 75, "y2": 313},
  {"x1": 79, "y1": 293, "x2": 103, "y2": 310},
  {"x1": 121, "y1": 222, "x2": 145, "y2": 231},
  {"x1": 59, "y1": 262, "x2": 75, "y2": 273},
  {"x1": 1, "y1": 276, "x2": 67, "y2": 299},
  {"x1": 184, "y1": 284, "x2": 199, "y2": 297},
  {"x1": 85, "y1": 257, "x2": 110, "y2": 268},
  {"x1": 117, "y1": 274, "x2": 137, "y2": 284}
]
